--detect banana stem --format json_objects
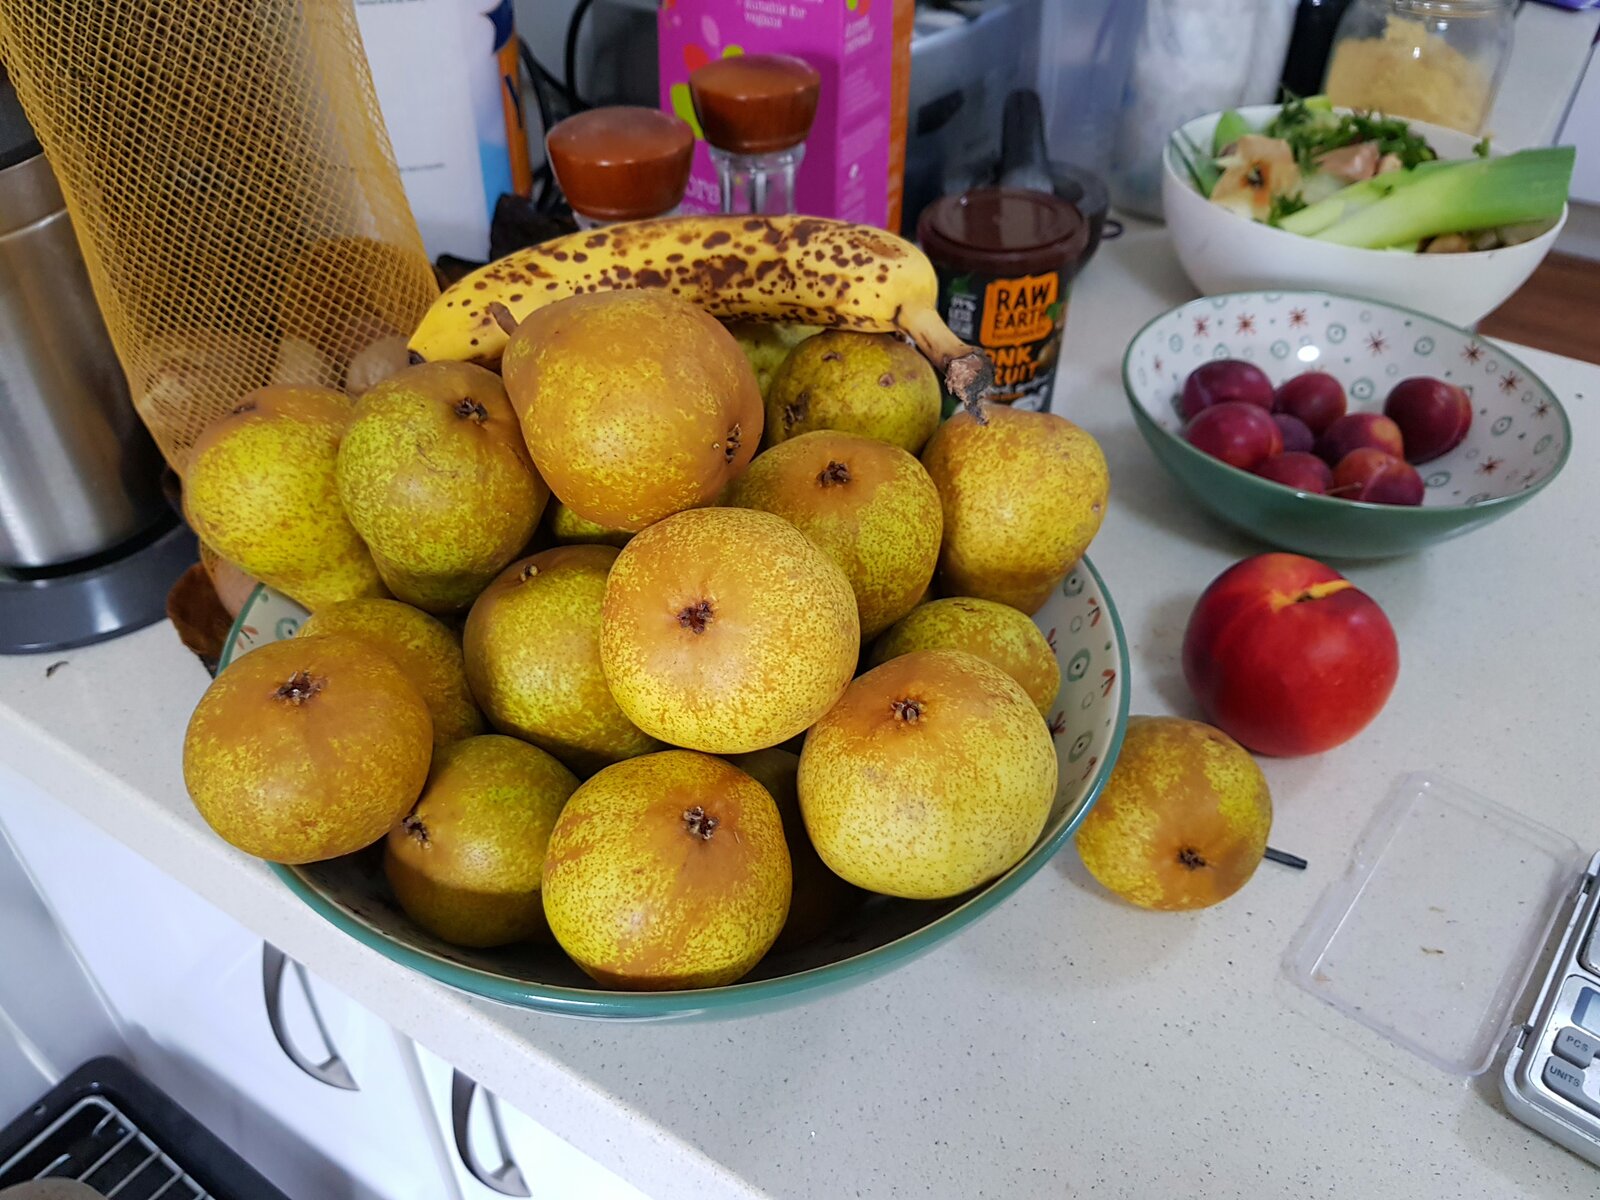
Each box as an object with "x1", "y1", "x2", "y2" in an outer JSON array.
[{"x1": 900, "y1": 307, "x2": 993, "y2": 423}]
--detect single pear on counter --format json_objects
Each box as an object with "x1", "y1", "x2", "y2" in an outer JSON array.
[
  {"x1": 464, "y1": 546, "x2": 660, "y2": 776},
  {"x1": 182, "y1": 634, "x2": 432, "y2": 864},
  {"x1": 764, "y1": 330, "x2": 941, "y2": 454},
  {"x1": 337, "y1": 362, "x2": 549, "y2": 613},
  {"x1": 299, "y1": 598, "x2": 484, "y2": 747},
  {"x1": 920, "y1": 405, "x2": 1109, "y2": 615},
  {"x1": 727, "y1": 748, "x2": 863, "y2": 951},
  {"x1": 184, "y1": 386, "x2": 385, "y2": 611},
  {"x1": 385, "y1": 735, "x2": 579, "y2": 947}
]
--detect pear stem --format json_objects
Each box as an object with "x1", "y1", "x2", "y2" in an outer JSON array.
[
  {"x1": 274, "y1": 671, "x2": 325, "y2": 705},
  {"x1": 683, "y1": 806, "x2": 719, "y2": 841},
  {"x1": 817, "y1": 460, "x2": 852, "y2": 487},
  {"x1": 891, "y1": 698, "x2": 923, "y2": 723},
  {"x1": 1177, "y1": 846, "x2": 1209, "y2": 870}
]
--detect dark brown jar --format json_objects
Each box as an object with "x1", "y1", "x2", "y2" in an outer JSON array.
[{"x1": 917, "y1": 187, "x2": 1089, "y2": 411}]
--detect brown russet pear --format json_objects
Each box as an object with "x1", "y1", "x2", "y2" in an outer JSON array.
[
  {"x1": 501, "y1": 290, "x2": 762, "y2": 531},
  {"x1": 184, "y1": 386, "x2": 384, "y2": 610},
  {"x1": 541, "y1": 750, "x2": 791, "y2": 989},
  {"x1": 920, "y1": 405, "x2": 1109, "y2": 615},
  {"x1": 600, "y1": 508, "x2": 858, "y2": 754},
  {"x1": 337, "y1": 362, "x2": 548, "y2": 613},
  {"x1": 727, "y1": 748, "x2": 863, "y2": 950},
  {"x1": 182, "y1": 635, "x2": 432, "y2": 864},
  {"x1": 764, "y1": 330, "x2": 941, "y2": 454},
  {"x1": 298, "y1": 598, "x2": 484, "y2": 747},
  {"x1": 870, "y1": 596, "x2": 1060, "y2": 717},
  {"x1": 464, "y1": 547, "x2": 659, "y2": 776},
  {"x1": 798, "y1": 650, "x2": 1057, "y2": 899},
  {"x1": 729, "y1": 431, "x2": 941, "y2": 639},
  {"x1": 385, "y1": 735, "x2": 579, "y2": 947}
]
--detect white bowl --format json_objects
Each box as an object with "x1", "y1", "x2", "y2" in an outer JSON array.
[{"x1": 1161, "y1": 105, "x2": 1567, "y2": 327}]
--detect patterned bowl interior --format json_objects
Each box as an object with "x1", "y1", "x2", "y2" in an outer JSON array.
[
  {"x1": 1124, "y1": 292, "x2": 1569, "y2": 507},
  {"x1": 219, "y1": 559, "x2": 1129, "y2": 1015}
]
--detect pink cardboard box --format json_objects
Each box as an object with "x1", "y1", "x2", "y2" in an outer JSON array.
[{"x1": 659, "y1": 0, "x2": 895, "y2": 225}]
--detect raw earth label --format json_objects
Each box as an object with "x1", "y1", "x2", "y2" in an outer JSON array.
[{"x1": 939, "y1": 269, "x2": 1066, "y2": 411}]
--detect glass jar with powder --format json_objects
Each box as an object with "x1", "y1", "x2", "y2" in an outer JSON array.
[{"x1": 1325, "y1": 0, "x2": 1515, "y2": 134}]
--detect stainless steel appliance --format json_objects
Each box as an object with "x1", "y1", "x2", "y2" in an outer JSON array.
[{"x1": 0, "y1": 74, "x2": 193, "y2": 654}]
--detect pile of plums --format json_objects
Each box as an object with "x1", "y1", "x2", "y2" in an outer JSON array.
[{"x1": 1179, "y1": 360, "x2": 1472, "y2": 506}]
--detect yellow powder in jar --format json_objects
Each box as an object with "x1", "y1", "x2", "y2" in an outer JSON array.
[{"x1": 1326, "y1": 16, "x2": 1490, "y2": 132}]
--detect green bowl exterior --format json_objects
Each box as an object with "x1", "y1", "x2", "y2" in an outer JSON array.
[
  {"x1": 1128, "y1": 402, "x2": 1540, "y2": 558},
  {"x1": 246, "y1": 558, "x2": 1131, "y2": 1021},
  {"x1": 1122, "y1": 290, "x2": 1572, "y2": 559}
]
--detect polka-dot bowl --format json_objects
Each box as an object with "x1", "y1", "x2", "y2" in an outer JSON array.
[
  {"x1": 1123, "y1": 291, "x2": 1571, "y2": 559},
  {"x1": 217, "y1": 560, "x2": 1129, "y2": 1020}
]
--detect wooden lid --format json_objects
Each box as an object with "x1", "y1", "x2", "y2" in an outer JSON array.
[
  {"x1": 688, "y1": 55, "x2": 821, "y2": 154},
  {"x1": 546, "y1": 107, "x2": 695, "y2": 221}
]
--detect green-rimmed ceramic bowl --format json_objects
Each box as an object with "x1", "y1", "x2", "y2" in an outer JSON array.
[
  {"x1": 219, "y1": 559, "x2": 1129, "y2": 1020},
  {"x1": 1124, "y1": 291, "x2": 1572, "y2": 559}
]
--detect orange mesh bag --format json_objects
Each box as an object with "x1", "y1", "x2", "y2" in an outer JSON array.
[{"x1": 0, "y1": 0, "x2": 439, "y2": 474}]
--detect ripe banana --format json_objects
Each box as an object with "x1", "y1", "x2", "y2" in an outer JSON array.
[{"x1": 407, "y1": 214, "x2": 994, "y2": 412}]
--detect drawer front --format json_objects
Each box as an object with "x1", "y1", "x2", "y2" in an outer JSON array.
[
  {"x1": 0, "y1": 773, "x2": 455, "y2": 1200},
  {"x1": 413, "y1": 1043, "x2": 653, "y2": 1200}
]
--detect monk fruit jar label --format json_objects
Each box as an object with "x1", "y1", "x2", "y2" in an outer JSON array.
[
  {"x1": 938, "y1": 269, "x2": 1067, "y2": 409},
  {"x1": 918, "y1": 188, "x2": 1088, "y2": 412}
]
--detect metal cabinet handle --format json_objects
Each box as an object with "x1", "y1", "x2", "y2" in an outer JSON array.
[
  {"x1": 451, "y1": 1070, "x2": 530, "y2": 1197},
  {"x1": 261, "y1": 943, "x2": 358, "y2": 1091}
]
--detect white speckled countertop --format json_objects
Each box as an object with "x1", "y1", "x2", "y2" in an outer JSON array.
[{"x1": 3, "y1": 223, "x2": 1598, "y2": 1199}]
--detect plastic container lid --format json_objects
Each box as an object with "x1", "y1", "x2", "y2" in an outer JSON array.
[
  {"x1": 1285, "y1": 773, "x2": 1584, "y2": 1076},
  {"x1": 916, "y1": 187, "x2": 1089, "y2": 279},
  {"x1": 688, "y1": 55, "x2": 821, "y2": 154},
  {"x1": 545, "y1": 107, "x2": 695, "y2": 222}
]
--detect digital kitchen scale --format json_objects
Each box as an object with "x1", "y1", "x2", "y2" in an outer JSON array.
[
  {"x1": 1504, "y1": 851, "x2": 1600, "y2": 1165},
  {"x1": 1286, "y1": 774, "x2": 1600, "y2": 1167}
]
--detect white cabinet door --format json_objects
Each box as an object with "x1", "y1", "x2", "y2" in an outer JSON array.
[
  {"x1": 413, "y1": 1043, "x2": 652, "y2": 1200},
  {"x1": 0, "y1": 769, "x2": 457, "y2": 1200}
]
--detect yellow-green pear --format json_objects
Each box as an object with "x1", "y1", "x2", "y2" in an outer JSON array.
[
  {"x1": 547, "y1": 500, "x2": 633, "y2": 549},
  {"x1": 182, "y1": 635, "x2": 432, "y2": 863},
  {"x1": 730, "y1": 431, "x2": 941, "y2": 639},
  {"x1": 184, "y1": 386, "x2": 384, "y2": 610},
  {"x1": 870, "y1": 597, "x2": 1060, "y2": 716},
  {"x1": 337, "y1": 362, "x2": 549, "y2": 613},
  {"x1": 764, "y1": 330, "x2": 941, "y2": 454},
  {"x1": 725, "y1": 320, "x2": 818, "y2": 398},
  {"x1": 385, "y1": 735, "x2": 578, "y2": 947},
  {"x1": 921, "y1": 405, "x2": 1109, "y2": 615},
  {"x1": 464, "y1": 546, "x2": 659, "y2": 776},
  {"x1": 542, "y1": 750, "x2": 791, "y2": 989},
  {"x1": 727, "y1": 748, "x2": 862, "y2": 950},
  {"x1": 299, "y1": 598, "x2": 484, "y2": 747},
  {"x1": 798, "y1": 650, "x2": 1057, "y2": 899}
]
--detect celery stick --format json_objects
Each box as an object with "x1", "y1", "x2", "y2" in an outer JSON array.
[
  {"x1": 1212, "y1": 110, "x2": 1250, "y2": 155},
  {"x1": 1314, "y1": 147, "x2": 1575, "y2": 249}
]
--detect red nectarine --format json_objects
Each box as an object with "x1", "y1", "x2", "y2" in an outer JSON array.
[{"x1": 1182, "y1": 553, "x2": 1399, "y2": 757}]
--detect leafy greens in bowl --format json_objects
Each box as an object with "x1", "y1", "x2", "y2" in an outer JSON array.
[
  {"x1": 1169, "y1": 96, "x2": 1573, "y2": 254},
  {"x1": 1161, "y1": 104, "x2": 1570, "y2": 327}
]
